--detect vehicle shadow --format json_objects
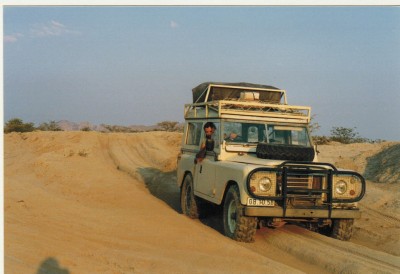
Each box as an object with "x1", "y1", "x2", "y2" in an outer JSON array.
[
  {"x1": 137, "y1": 167, "x2": 224, "y2": 235},
  {"x1": 36, "y1": 257, "x2": 69, "y2": 274},
  {"x1": 137, "y1": 167, "x2": 182, "y2": 213}
]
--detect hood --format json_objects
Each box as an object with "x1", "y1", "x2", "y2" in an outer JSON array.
[
  {"x1": 224, "y1": 153, "x2": 283, "y2": 167},
  {"x1": 224, "y1": 153, "x2": 334, "y2": 170}
]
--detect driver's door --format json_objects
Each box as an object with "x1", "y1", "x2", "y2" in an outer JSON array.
[
  {"x1": 194, "y1": 122, "x2": 220, "y2": 198},
  {"x1": 194, "y1": 154, "x2": 217, "y2": 197}
]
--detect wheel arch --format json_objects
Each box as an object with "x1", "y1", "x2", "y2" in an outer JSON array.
[
  {"x1": 179, "y1": 170, "x2": 193, "y2": 189},
  {"x1": 180, "y1": 171, "x2": 193, "y2": 189},
  {"x1": 222, "y1": 179, "x2": 257, "y2": 242},
  {"x1": 220, "y1": 180, "x2": 239, "y2": 204}
]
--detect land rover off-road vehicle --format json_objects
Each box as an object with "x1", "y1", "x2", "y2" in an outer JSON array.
[{"x1": 177, "y1": 82, "x2": 365, "y2": 243}]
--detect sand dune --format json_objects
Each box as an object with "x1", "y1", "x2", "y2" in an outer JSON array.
[{"x1": 4, "y1": 131, "x2": 400, "y2": 273}]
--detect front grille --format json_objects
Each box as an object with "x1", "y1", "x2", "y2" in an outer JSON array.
[
  {"x1": 285, "y1": 175, "x2": 325, "y2": 207},
  {"x1": 287, "y1": 175, "x2": 311, "y2": 189}
]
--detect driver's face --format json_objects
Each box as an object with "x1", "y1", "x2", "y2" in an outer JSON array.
[{"x1": 204, "y1": 127, "x2": 214, "y2": 137}]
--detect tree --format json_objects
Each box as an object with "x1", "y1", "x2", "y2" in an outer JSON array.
[
  {"x1": 157, "y1": 121, "x2": 179, "y2": 132},
  {"x1": 4, "y1": 118, "x2": 35, "y2": 133},
  {"x1": 330, "y1": 127, "x2": 360, "y2": 144},
  {"x1": 38, "y1": 121, "x2": 63, "y2": 131},
  {"x1": 309, "y1": 114, "x2": 321, "y2": 135}
]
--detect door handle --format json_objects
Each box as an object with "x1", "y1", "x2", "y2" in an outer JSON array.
[{"x1": 200, "y1": 165, "x2": 203, "y2": 173}]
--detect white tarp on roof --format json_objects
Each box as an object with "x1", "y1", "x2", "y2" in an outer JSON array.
[{"x1": 192, "y1": 82, "x2": 282, "y2": 104}]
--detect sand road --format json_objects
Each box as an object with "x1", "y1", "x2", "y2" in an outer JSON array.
[{"x1": 4, "y1": 131, "x2": 400, "y2": 273}]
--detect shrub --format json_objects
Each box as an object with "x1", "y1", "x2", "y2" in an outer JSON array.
[
  {"x1": 81, "y1": 126, "x2": 91, "y2": 132},
  {"x1": 312, "y1": 135, "x2": 331, "y2": 145},
  {"x1": 4, "y1": 118, "x2": 35, "y2": 133},
  {"x1": 157, "y1": 121, "x2": 179, "y2": 132},
  {"x1": 37, "y1": 121, "x2": 63, "y2": 131},
  {"x1": 101, "y1": 124, "x2": 138, "y2": 133}
]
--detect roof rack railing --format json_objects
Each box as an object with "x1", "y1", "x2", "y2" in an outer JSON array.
[{"x1": 184, "y1": 100, "x2": 311, "y2": 123}]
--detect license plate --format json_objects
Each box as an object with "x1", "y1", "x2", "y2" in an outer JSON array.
[{"x1": 247, "y1": 198, "x2": 275, "y2": 207}]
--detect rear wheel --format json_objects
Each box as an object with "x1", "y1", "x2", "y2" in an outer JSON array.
[
  {"x1": 181, "y1": 174, "x2": 200, "y2": 219},
  {"x1": 223, "y1": 185, "x2": 257, "y2": 242}
]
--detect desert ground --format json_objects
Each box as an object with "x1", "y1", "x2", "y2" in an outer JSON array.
[{"x1": 4, "y1": 131, "x2": 400, "y2": 273}]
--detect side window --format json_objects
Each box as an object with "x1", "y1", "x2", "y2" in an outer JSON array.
[
  {"x1": 199, "y1": 122, "x2": 220, "y2": 149},
  {"x1": 186, "y1": 122, "x2": 202, "y2": 146}
]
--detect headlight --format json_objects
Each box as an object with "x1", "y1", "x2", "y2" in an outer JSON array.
[
  {"x1": 333, "y1": 175, "x2": 363, "y2": 200},
  {"x1": 335, "y1": 180, "x2": 347, "y2": 195},
  {"x1": 259, "y1": 177, "x2": 272, "y2": 192},
  {"x1": 249, "y1": 171, "x2": 276, "y2": 196}
]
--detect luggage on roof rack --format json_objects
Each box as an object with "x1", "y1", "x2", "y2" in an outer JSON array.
[{"x1": 192, "y1": 82, "x2": 285, "y2": 104}]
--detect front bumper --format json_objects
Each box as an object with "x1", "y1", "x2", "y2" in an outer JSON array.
[{"x1": 245, "y1": 206, "x2": 361, "y2": 219}]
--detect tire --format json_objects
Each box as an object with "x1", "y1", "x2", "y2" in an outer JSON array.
[
  {"x1": 223, "y1": 185, "x2": 257, "y2": 242},
  {"x1": 319, "y1": 218, "x2": 354, "y2": 241},
  {"x1": 181, "y1": 174, "x2": 201, "y2": 219},
  {"x1": 331, "y1": 219, "x2": 354, "y2": 241},
  {"x1": 256, "y1": 143, "x2": 315, "y2": 162}
]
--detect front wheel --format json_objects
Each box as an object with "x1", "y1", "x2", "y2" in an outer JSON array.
[
  {"x1": 319, "y1": 218, "x2": 354, "y2": 241},
  {"x1": 331, "y1": 219, "x2": 354, "y2": 241},
  {"x1": 181, "y1": 174, "x2": 200, "y2": 219},
  {"x1": 223, "y1": 185, "x2": 257, "y2": 242}
]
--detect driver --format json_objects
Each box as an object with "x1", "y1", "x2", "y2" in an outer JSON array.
[
  {"x1": 195, "y1": 122, "x2": 216, "y2": 164},
  {"x1": 225, "y1": 130, "x2": 243, "y2": 142}
]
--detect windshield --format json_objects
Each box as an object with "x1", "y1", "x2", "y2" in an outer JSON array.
[{"x1": 223, "y1": 122, "x2": 311, "y2": 147}]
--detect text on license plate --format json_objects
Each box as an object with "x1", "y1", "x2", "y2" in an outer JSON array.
[{"x1": 247, "y1": 198, "x2": 275, "y2": 207}]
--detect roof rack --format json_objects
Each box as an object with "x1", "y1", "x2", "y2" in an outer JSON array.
[{"x1": 186, "y1": 83, "x2": 311, "y2": 123}]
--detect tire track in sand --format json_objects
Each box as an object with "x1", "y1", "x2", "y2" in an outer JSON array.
[{"x1": 247, "y1": 225, "x2": 400, "y2": 273}]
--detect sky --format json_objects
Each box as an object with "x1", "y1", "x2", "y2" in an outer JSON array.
[{"x1": 3, "y1": 6, "x2": 400, "y2": 140}]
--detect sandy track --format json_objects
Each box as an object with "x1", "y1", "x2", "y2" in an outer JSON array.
[
  {"x1": 4, "y1": 132, "x2": 400, "y2": 273},
  {"x1": 318, "y1": 143, "x2": 400, "y2": 258},
  {"x1": 254, "y1": 226, "x2": 399, "y2": 272}
]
